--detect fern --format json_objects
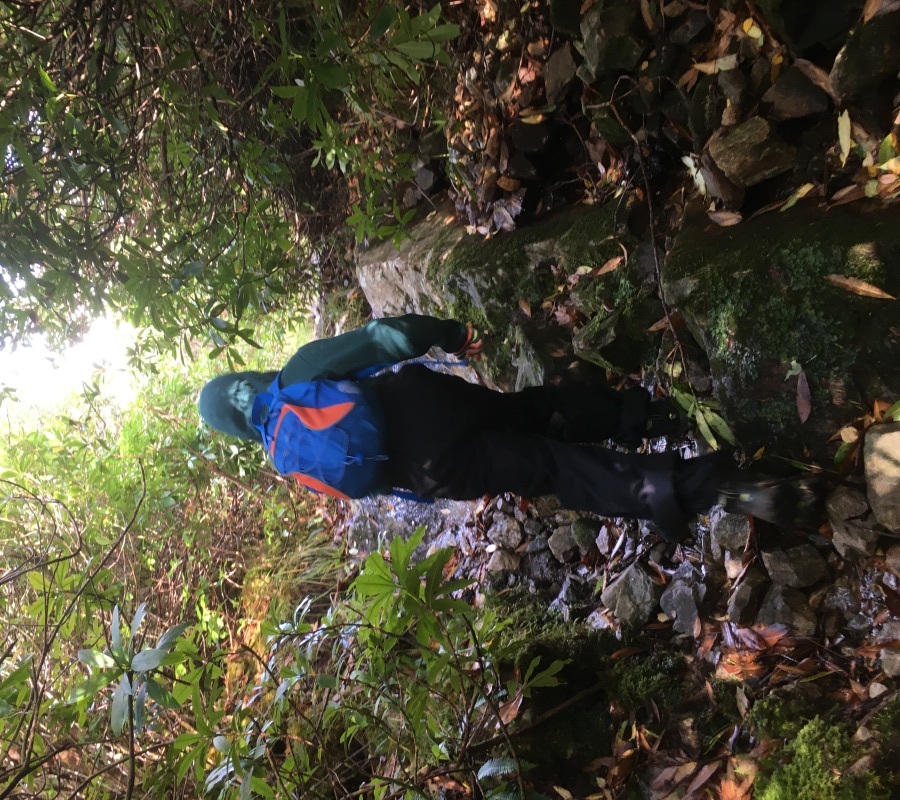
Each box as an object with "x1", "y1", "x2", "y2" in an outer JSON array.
[{"x1": 477, "y1": 757, "x2": 520, "y2": 780}]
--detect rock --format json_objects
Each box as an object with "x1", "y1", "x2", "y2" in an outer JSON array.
[
  {"x1": 415, "y1": 165, "x2": 439, "y2": 194},
  {"x1": 829, "y1": 10, "x2": 900, "y2": 104},
  {"x1": 660, "y1": 566, "x2": 706, "y2": 635},
  {"x1": 662, "y1": 203, "x2": 900, "y2": 458},
  {"x1": 886, "y1": 544, "x2": 900, "y2": 576},
  {"x1": 707, "y1": 116, "x2": 798, "y2": 188},
  {"x1": 601, "y1": 562, "x2": 661, "y2": 629},
  {"x1": 549, "y1": 574, "x2": 592, "y2": 622},
  {"x1": 487, "y1": 516, "x2": 524, "y2": 551},
  {"x1": 760, "y1": 543, "x2": 830, "y2": 588},
  {"x1": 865, "y1": 422, "x2": 900, "y2": 533},
  {"x1": 544, "y1": 43, "x2": 577, "y2": 105},
  {"x1": 756, "y1": 585, "x2": 818, "y2": 636},
  {"x1": 880, "y1": 649, "x2": 900, "y2": 679},
  {"x1": 486, "y1": 549, "x2": 522, "y2": 573},
  {"x1": 707, "y1": 510, "x2": 751, "y2": 563},
  {"x1": 670, "y1": 10, "x2": 711, "y2": 45},
  {"x1": 526, "y1": 534, "x2": 549, "y2": 554},
  {"x1": 699, "y1": 152, "x2": 746, "y2": 208},
  {"x1": 821, "y1": 578, "x2": 862, "y2": 637},
  {"x1": 571, "y1": 517, "x2": 602, "y2": 555},
  {"x1": 523, "y1": 549, "x2": 562, "y2": 589},
  {"x1": 579, "y1": 0, "x2": 647, "y2": 80},
  {"x1": 509, "y1": 119, "x2": 554, "y2": 155},
  {"x1": 548, "y1": 526, "x2": 579, "y2": 563},
  {"x1": 524, "y1": 519, "x2": 545, "y2": 539},
  {"x1": 827, "y1": 485, "x2": 880, "y2": 559},
  {"x1": 728, "y1": 567, "x2": 768, "y2": 625},
  {"x1": 572, "y1": 294, "x2": 664, "y2": 373},
  {"x1": 761, "y1": 66, "x2": 831, "y2": 121}
]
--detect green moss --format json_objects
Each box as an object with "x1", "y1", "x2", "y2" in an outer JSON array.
[
  {"x1": 609, "y1": 652, "x2": 684, "y2": 707},
  {"x1": 748, "y1": 685, "x2": 820, "y2": 741},
  {"x1": 757, "y1": 717, "x2": 886, "y2": 800}
]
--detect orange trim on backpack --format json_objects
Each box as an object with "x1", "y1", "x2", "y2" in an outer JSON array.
[
  {"x1": 292, "y1": 473, "x2": 351, "y2": 499},
  {"x1": 269, "y1": 402, "x2": 356, "y2": 458}
]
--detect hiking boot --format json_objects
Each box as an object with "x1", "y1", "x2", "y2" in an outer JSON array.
[{"x1": 719, "y1": 474, "x2": 828, "y2": 529}]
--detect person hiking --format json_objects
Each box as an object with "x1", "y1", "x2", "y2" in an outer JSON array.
[{"x1": 198, "y1": 314, "x2": 800, "y2": 541}]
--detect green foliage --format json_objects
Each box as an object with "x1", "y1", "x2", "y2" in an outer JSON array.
[
  {"x1": 610, "y1": 653, "x2": 684, "y2": 707},
  {"x1": 670, "y1": 384, "x2": 736, "y2": 450},
  {"x1": 756, "y1": 717, "x2": 886, "y2": 800},
  {"x1": 0, "y1": 0, "x2": 458, "y2": 355}
]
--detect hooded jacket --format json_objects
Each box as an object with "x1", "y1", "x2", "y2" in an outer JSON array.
[{"x1": 198, "y1": 315, "x2": 470, "y2": 442}]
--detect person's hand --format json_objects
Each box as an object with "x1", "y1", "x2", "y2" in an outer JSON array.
[{"x1": 456, "y1": 323, "x2": 485, "y2": 360}]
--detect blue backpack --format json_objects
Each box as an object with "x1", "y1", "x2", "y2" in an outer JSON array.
[{"x1": 250, "y1": 376, "x2": 388, "y2": 499}]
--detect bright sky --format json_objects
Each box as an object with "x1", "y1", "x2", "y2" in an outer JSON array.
[{"x1": 0, "y1": 316, "x2": 138, "y2": 423}]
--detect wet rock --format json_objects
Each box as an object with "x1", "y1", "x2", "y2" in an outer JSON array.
[
  {"x1": 523, "y1": 549, "x2": 563, "y2": 591},
  {"x1": 762, "y1": 66, "x2": 831, "y2": 121},
  {"x1": 756, "y1": 585, "x2": 818, "y2": 636},
  {"x1": 526, "y1": 534, "x2": 549, "y2": 554},
  {"x1": 760, "y1": 543, "x2": 830, "y2": 588},
  {"x1": 572, "y1": 517, "x2": 602, "y2": 555},
  {"x1": 524, "y1": 518, "x2": 545, "y2": 539},
  {"x1": 579, "y1": 0, "x2": 647, "y2": 80},
  {"x1": 415, "y1": 165, "x2": 439, "y2": 194},
  {"x1": 572, "y1": 294, "x2": 664, "y2": 373},
  {"x1": 707, "y1": 116, "x2": 798, "y2": 188},
  {"x1": 601, "y1": 562, "x2": 661, "y2": 629},
  {"x1": 487, "y1": 549, "x2": 522, "y2": 573},
  {"x1": 689, "y1": 75, "x2": 727, "y2": 149},
  {"x1": 821, "y1": 578, "x2": 862, "y2": 637},
  {"x1": 487, "y1": 516, "x2": 524, "y2": 551},
  {"x1": 727, "y1": 567, "x2": 768, "y2": 625},
  {"x1": 549, "y1": 526, "x2": 579, "y2": 563},
  {"x1": 827, "y1": 485, "x2": 880, "y2": 559},
  {"x1": 660, "y1": 565, "x2": 706, "y2": 635},
  {"x1": 670, "y1": 10, "x2": 711, "y2": 45},
  {"x1": 865, "y1": 422, "x2": 900, "y2": 533},
  {"x1": 830, "y1": 10, "x2": 900, "y2": 104},
  {"x1": 699, "y1": 153, "x2": 746, "y2": 208},
  {"x1": 544, "y1": 43, "x2": 577, "y2": 105}
]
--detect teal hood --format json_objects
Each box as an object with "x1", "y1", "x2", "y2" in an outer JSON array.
[{"x1": 198, "y1": 371, "x2": 278, "y2": 442}]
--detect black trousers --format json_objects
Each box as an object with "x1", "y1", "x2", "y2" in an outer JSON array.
[{"x1": 370, "y1": 366, "x2": 731, "y2": 538}]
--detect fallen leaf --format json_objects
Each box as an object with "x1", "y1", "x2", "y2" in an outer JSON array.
[
  {"x1": 708, "y1": 210, "x2": 743, "y2": 226},
  {"x1": 683, "y1": 761, "x2": 721, "y2": 798},
  {"x1": 826, "y1": 274, "x2": 896, "y2": 299},
  {"x1": 640, "y1": 0, "x2": 655, "y2": 31},
  {"x1": 694, "y1": 54, "x2": 739, "y2": 75},
  {"x1": 597, "y1": 255, "x2": 624, "y2": 275},
  {"x1": 880, "y1": 156, "x2": 900, "y2": 174},
  {"x1": 838, "y1": 111, "x2": 853, "y2": 166},
  {"x1": 499, "y1": 690, "x2": 523, "y2": 724},
  {"x1": 794, "y1": 58, "x2": 836, "y2": 100},
  {"x1": 864, "y1": 0, "x2": 900, "y2": 20},
  {"x1": 829, "y1": 183, "x2": 865, "y2": 206},
  {"x1": 780, "y1": 182, "x2": 815, "y2": 211},
  {"x1": 647, "y1": 317, "x2": 669, "y2": 332},
  {"x1": 518, "y1": 297, "x2": 532, "y2": 317},
  {"x1": 797, "y1": 370, "x2": 812, "y2": 423}
]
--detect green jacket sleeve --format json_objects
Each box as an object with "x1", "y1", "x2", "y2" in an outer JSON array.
[{"x1": 279, "y1": 314, "x2": 469, "y2": 385}]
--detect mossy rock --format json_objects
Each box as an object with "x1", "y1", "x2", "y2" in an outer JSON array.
[
  {"x1": 357, "y1": 200, "x2": 646, "y2": 388},
  {"x1": 663, "y1": 201, "x2": 900, "y2": 458}
]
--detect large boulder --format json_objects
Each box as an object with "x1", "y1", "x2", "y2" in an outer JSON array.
[
  {"x1": 662, "y1": 201, "x2": 900, "y2": 457},
  {"x1": 357, "y1": 201, "x2": 667, "y2": 387}
]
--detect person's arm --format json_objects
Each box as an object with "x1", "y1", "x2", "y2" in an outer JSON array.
[{"x1": 280, "y1": 314, "x2": 472, "y2": 384}]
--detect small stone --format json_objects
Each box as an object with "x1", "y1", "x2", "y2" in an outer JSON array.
[
  {"x1": 487, "y1": 516, "x2": 524, "y2": 551},
  {"x1": 865, "y1": 422, "x2": 900, "y2": 533},
  {"x1": 728, "y1": 567, "x2": 768, "y2": 625},
  {"x1": 707, "y1": 510, "x2": 752, "y2": 564},
  {"x1": 707, "y1": 116, "x2": 798, "y2": 188},
  {"x1": 880, "y1": 649, "x2": 900, "y2": 678},
  {"x1": 548, "y1": 526, "x2": 579, "y2": 563},
  {"x1": 827, "y1": 485, "x2": 880, "y2": 559},
  {"x1": 885, "y1": 544, "x2": 900, "y2": 576},
  {"x1": 524, "y1": 519, "x2": 545, "y2": 539},
  {"x1": 526, "y1": 534, "x2": 549, "y2": 554},
  {"x1": 601, "y1": 562, "x2": 661, "y2": 629},
  {"x1": 486, "y1": 549, "x2": 521, "y2": 573},
  {"x1": 660, "y1": 574, "x2": 705, "y2": 636},
  {"x1": 762, "y1": 66, "x2": 830, "y2": 121},
  {"x1": 571, "y1": 517, "x2": 602, "y2": 555},
  {"x1": 761, "y1": 543, "x2": 830, "y2": 588},
  {"x1": 756, "y1": 585, "x2": 817, "y2": 636}
]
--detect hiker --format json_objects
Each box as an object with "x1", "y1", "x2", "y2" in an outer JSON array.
[{"x1": 198, "y1": 314, "x2": 781, "y2": 541}]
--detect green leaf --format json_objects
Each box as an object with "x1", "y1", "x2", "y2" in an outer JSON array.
[
  {"x1": 110, "y1": 673, "x2": 132, "y2": 735},
  {"x1": 695, "y1": 410, "x2": 719, "y2": 450},
  {"x1": 145, "y1": 676, "x2": 181, "y2": 708},
  {"x1": 111, "y1": 606, "x2": 122, "y2": 650},
  {"x1": 130, "y1": 602, "x2": 148, "y2": 639},
  {"x1": 703, "y1": 409, "x2": 736, "y2": 446},
  {"x1": 156, "y1": 621, "x2": 190, "y2": 651},
  {"x1": 131, "y1": 647, "x2": 167, "y2": 672},
  {"x1": 314, "y1": 64, "x2": 349, "y2": 90},
  {"x1": 393, "y1": 40, "x2": 438, "y2": 60},
  {"x1": 477, "y1": 757, "x2": 519, "y2": 780},
  {"x1": 69, "y1": 669, "x2": 118, "y2": 704},
  {"x1": 369, "y1": 7, "x2": 398, "y2": 39},
  {"x1": 885, "y1": 400, "x2": 900, "y2": 422},
  {"x1": 38, "y1": 65, "x2": 58, "y2": 93},
  {"x1": 315, "y1": 674, "x2": 339, "y2": 690},
  {"x1": 77, "y1": 649, "x2": 117, "y2": 669}
]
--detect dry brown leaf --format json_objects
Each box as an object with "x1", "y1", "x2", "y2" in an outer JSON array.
[
  {"x1": 517, "y1": 297, "x2": 532, "y2": 317},
  {"x1": 677, "y1": 66, "x2": 700, "y2": 91},
  {"x1": 640, "y1": 0, "x2": 655, "y2": 31},
  {"x1": 496, "y1": 175, "x2": 521, "y2": 191},
  {"x1": 864, "y1": 0, "x2": 900, "y2": 20},
  {"x1": 499, "y1": 690, "x2": 523, "y2": 724},
  {"x1": 708, "y1": 209, "x2": 743, "y2": 226},
  {"x1": 694, "y1": 54, "x2": 739, "y2": 74},
  {"x1": 826, "y1": 274, "x2": 896, "y2": 299},
  {"x1": 647, "y1": 317, "x2": 669, "y2": 332},
  {"x1": 597, "y1": 255, "x2": 624, "y2": 275},
  {"x1": 797, "y1": 370, "x2": 812, "y2": 423},
  {"x1": 794, "y1": 58, "x2": 836, "y2": 101},
  {"x1": 829, "y1": 183, "x2": 865, "y2": 206},
  {"x1": 683, "y1": 761, "x2": 721, "y2": 798},
  {"x1": 611, "y1": 646, "x2": 647, "y2": 660}
]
